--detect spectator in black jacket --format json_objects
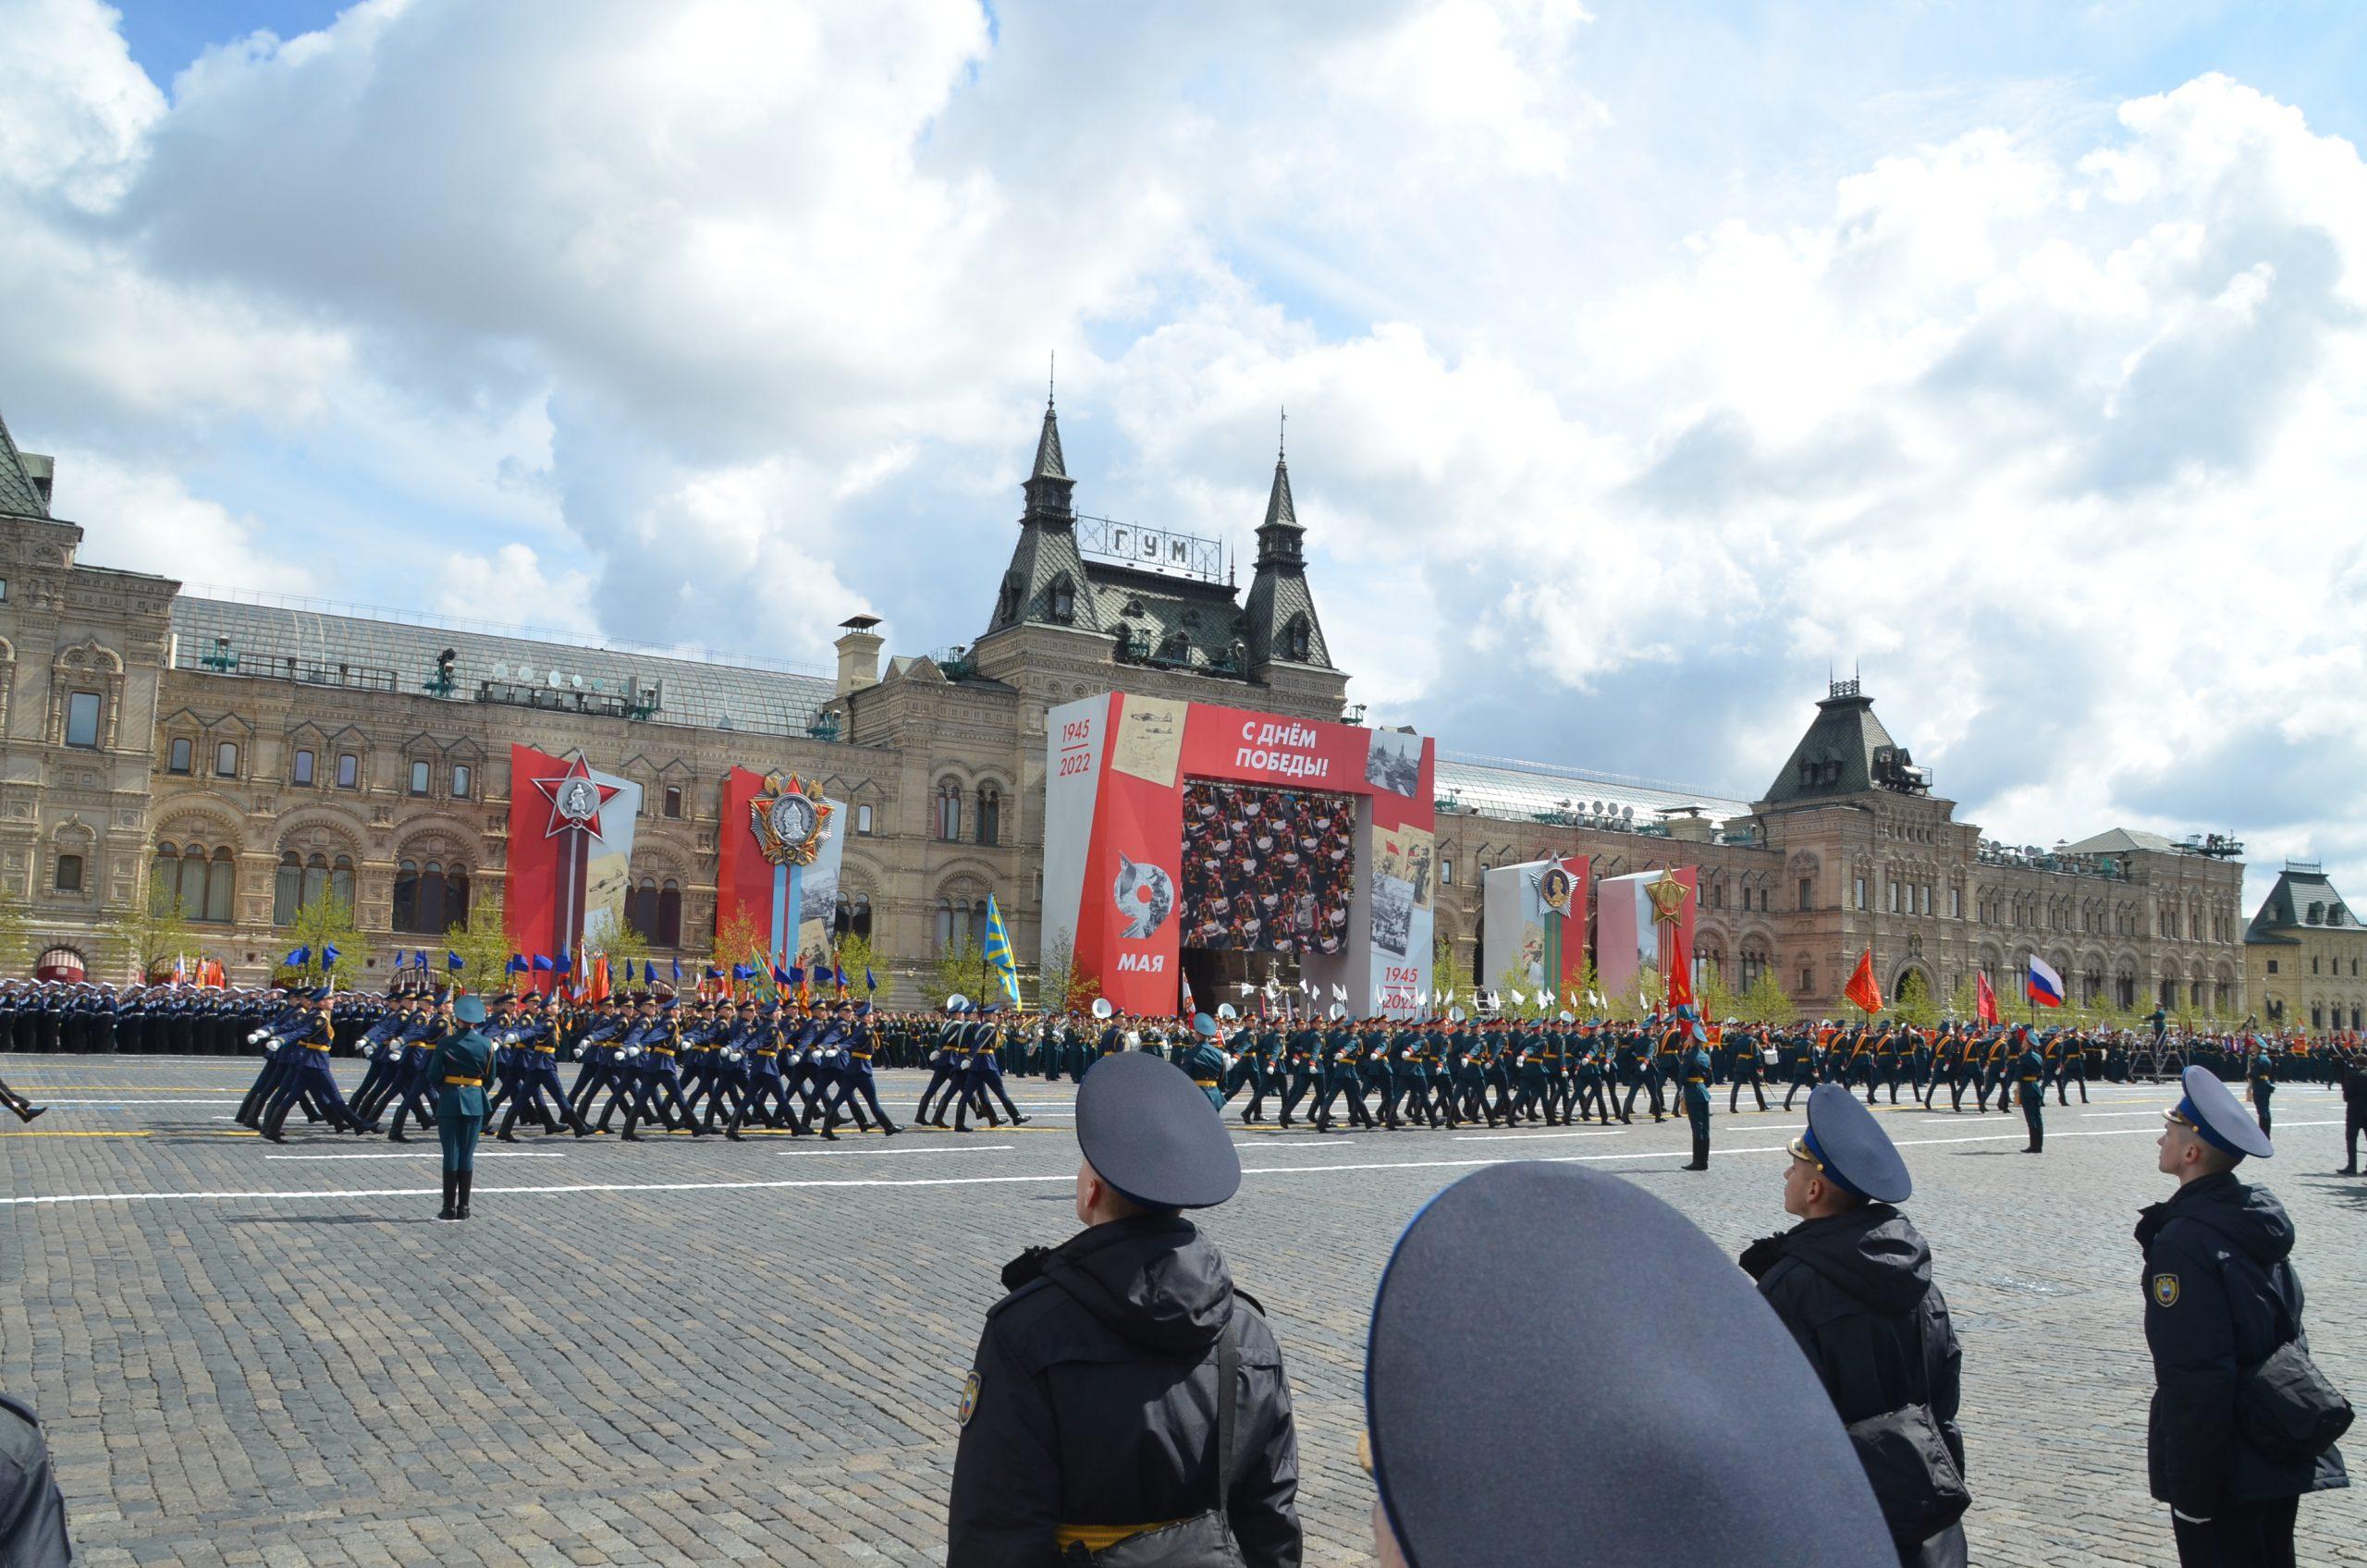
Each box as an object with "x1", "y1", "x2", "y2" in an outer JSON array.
[
  {"x1": 2143, "y1": 1066, "x2": 2348, "y2": 1566},
  {"x1": 1743, "y1": 1084, "x2": 1969, "y2": 1567},
  {"x1": 0, "y1": 1391, "x2": 72, "y2": 1566}
]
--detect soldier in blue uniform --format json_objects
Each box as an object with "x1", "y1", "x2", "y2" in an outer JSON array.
[
  {"x1": 916, "y1": 998, "x2": 970, "y2": 1127},
  {"x1": 824, "y1": 999, "x2": 901, "y2": 1136},
  {"x1": 2141, "y1": 1066, "x2": 2348, "y2": 1564},
  {"x1": 434, "y1": 995, "x2": 494, "y2": 1220},
  {"x1": 2247, "y1": 1044, "x2": 2275, "y2": 1136},
  {"x1": 261, "y1": 992, "x2": 363, "y2": 1142}
]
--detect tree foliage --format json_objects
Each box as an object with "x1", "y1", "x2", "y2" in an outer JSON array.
[
  {"x1": 1892, "y1": 969, "x2": 1939, "y2": 1028},
  {"x1": 1736, "y1": 968, "x2": 1798, "y2": 1027},
  {"x1": 274, "y1": 890, "x2": 372, "y2": 988},
  {"x1": 1036, "y1": 933, "x2": 1100, "y2": 1014},
  {"x1": 0, "y1": 889, "x2": 30, "y2": 976},
  {"x1": 441, "y1": 895, "x2": 512, "y2": 995},
  {"x1": 106, "y1": 893, "x2": 199, "y2": 982},
  {"x1": 1431, "y1": 933, "x2": 1475, "y2": 1012},
  {"x1": 931, "y1": 936, "x2": 992, "y2": 1011}
]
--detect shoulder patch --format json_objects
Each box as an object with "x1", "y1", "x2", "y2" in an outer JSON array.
[
  {"x1": 2152, "y1": 1272, "x2": 2180, "y2": 1308},
  {"x1": 957, "y1": 1368, "x2": 981, "y2": 1427}
]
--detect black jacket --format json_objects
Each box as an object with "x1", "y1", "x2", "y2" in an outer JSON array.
[
  {"x1": 2136, "y1": 1172, "x2": 2349, "y2": 1513},
  {"x1": 1748, "y1": 1206, "x2": 1967, "y2": 1535},
  {"x1": 947, "y1": 1214, "x2": 1300, "y2": 1566},
  {"x1": 2342, "y1": 1057, "x2": 2367, "y2": 1107},
  {"x1": 0, "y1": 1393, "x2": 71, "y2": 1568}
]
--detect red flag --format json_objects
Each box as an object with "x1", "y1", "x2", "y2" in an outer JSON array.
[
  {"x1": 1843, "y1": 949, "x2": 1883, "y2": 1014},
  {"x1": 590, "y1": 953, "x2": 611, "y2": 1003},
  {"x1": 1664, "y1": 922, "x2": 1695, "y2": 1012},
  {"x1": 1179, "y1": 974, "x2": 1196, "y2": 1021},
  {"x1": 1974, "y1": 971, "x2": 2000, "y2": 1026}
]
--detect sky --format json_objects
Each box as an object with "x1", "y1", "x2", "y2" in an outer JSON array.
[{"x1": 5, "y1": 0, "x2": 2366, "y2": 916}]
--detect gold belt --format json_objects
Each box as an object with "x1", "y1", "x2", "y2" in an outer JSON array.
[
  {"x1": 302, "y1": 1042, "x2": 330, "y2": 1051},
  {"x1": 1193, "y1": 1078, "x2": 1220, "y2": 1087},
  {"x1": 442, "y1": 1075, "x2": 483, "y2": 1086},
  {"x1": 1056, "y1": 1522, "x2": 1188, "y2": 1551},
  {"x1": 851, "y1": 1052, "x2": 872, "y2": 1060},
  {"x1": 648, "y1": 1047, "x2": 676, "y2": 1056},
  {"x1": 533, "y1": 1045, "x2": 557, "y2": 1053}
]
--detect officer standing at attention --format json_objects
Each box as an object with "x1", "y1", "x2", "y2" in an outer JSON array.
[
  {"x1": 1362, "y1": 1161, "x2": 1896, "y2": 1568},
  {"x1": 1181, "y1": 1012, "x2": 1231, "y2": 1111},
  {"x1": 2140, "y1": 1065, "x2": 2349, "y2": 1565},
  {"x1": 1679, "y1": 1026, "x2": 1714, "y2": 1171},
  {"x1": 434, "y1": 994, "x2": 494, "y2": 1221},
  {"x1": 2338, "y1": 1045, "x2": 2367, "y2": 1176},
  {"x1": 2015, "y1": 1026, "x2": 2046, "y2": 1154},
  {"x1": 2247, "y1": 1043, "x2": 2275, "y2": 1137},
  {"x1": 947, "y1": 1049, "x2": 1301, "y2": 1563},
  {"x1": 1743, "y1": 1086, "x2": 1970, "y2": 1566}
]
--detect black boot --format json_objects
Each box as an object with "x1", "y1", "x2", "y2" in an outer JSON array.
[
  {"x1": 496, "y1": 1107, "x2": 519, "y2": 1143},
  {"x1": 1685, "y1": 1134, "x2": 1709, "y2": 1170},
  {"x1": 438, "y1": 1171, "x2": 459, "y2": 1221},
  {"x1": 456, "y1": 1170, "x2": 473, "y2": 1219}
]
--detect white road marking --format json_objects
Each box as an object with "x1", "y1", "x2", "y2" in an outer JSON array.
[
  {"x1": 8, "y1": 1121, "x2": 2341, "y2": 1208},
  {"x1": 778, "y1": 1144, "x2": 1014, "y2": 1158},
  {"x1": 264, "y1": 1151, "x2": 570, "y2": 1161},
  {"x1": 34, "y1": 1098, "x2": 244, "y2": 1106},
  {"x1": 1451, "y1": 1128, "x2": 1627, "y2": 1142}
]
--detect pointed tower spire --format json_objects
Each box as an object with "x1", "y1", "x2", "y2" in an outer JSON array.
[
  {"x1": 0, "y1": 406, "x2": 52, "y2": 520},
  {"x1": 1244, "y1": 422, "x2": 1328, "y2": 671},
  {"x1": 1032, "y1": 396, "x2": 1067, "y2": 483}
]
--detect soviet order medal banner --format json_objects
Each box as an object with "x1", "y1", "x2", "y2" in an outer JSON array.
[{"x1": 1044, "y1": 692, "x2": 1437, "y2": 1018}]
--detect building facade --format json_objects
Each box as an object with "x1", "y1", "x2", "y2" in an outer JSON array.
[
  {"x1": 2244, "y1": 862, "x2": 2367, "y2": 1032},
  {"x1": 0, "y1": 400, "x2": 2249, "y2": 1014}
]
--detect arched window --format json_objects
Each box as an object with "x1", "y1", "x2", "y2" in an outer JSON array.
[
  {"x1": 409, "y1": 760, "x2": 431, "y2": 797},
  {"x1": 451, "y1": 763, "x2": 471, "y2": 799},
  {"x1": 850, "y1": 893, "x2": 872, "y2": 939},
  {"x1": 331, "y1": 855, "x2": 354, "y2": 907},
  {"x1": 446, "y1": 864, "x2": 470, "y2": 927},
  {"x1": 419, "y1": 862, "x2": 447, "y2": 934},
  {"x1": 935, "y1": 781, "x2": 961, "y2": 841},
  {"x1": 656, "y1": 878, "x2": 681, "y2": 947},
  {"x1": 215, "y1": 741, "x2": 239, "y2": 778},
  {"x1": 392, "y1": 859, "x2": 419, "y2": 932},
  {"x1": 664, "y1": 786, "x2": 683, "y2": 819},
  {"x1": 628, "y1": 876, "x2": 657, "y2": 940},
  {"x1": 969, "y1": 898, "x2": 989, "y2": 950},
  {"x1": 274, "y1": 851, "x2": 302, "y2": 925},
  {"x1": 204, "y1": 847, "x2": 235, "y2": 923},
  {"x1": 167, "y1": 737, "x2": 191, "y2": 775},
  {"x1": 177, "y1": 842, "x2": 208, "y2": 919},
  {"x1": 975, "y1": 784, "x2": 1000, "y2": 847},
  {"x1": 935, "y1": 898, "x2": 956, "y2": 954},
  {"x1": 292, "y1": 749, "x2": 314, "y2": 786},
  {"x1": 1283, "y1": 614, "x2": 1312, "y2": 662}
]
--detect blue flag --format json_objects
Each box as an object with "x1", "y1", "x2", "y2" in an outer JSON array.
[
  {"x1": 413, "y1": 949, "x2": 429, "y2": 971},
  {"x1": 865, "y1": 966, "x2": 877, "y2": 994},
  {"x1": 772, "y1": 963, "x2": 792, "y2": 986},
  {"x1": 321, "y1": 943, "x2": 341, "y2": 969},
  {"x1": 554, "y1": 949, "x2": 572, "y2": 976},
  {"x1": 447, "y1": 951, "x2": 464, "y2": 972},
  {"x1": 506, "y1": 953, "x2": 528, "y2": 975},
  {"x1": 787, "y1": 964, "x2": 805, "y2": 986},
  {"x1": 643, "y1": 961, "x2": 656, "y2": 984},
  {"x1": 283, "y1": 945, "x2": 311, "y2": 968},
  {"x1": 670, "y1": 957, "x2": 682, "y2": 982},
  {"x1": 982, "y1": 895, "x2": 1022, "y2": 1008},
  {"x1": 531, "y1": 954, "x2": 554, "y2": 974}
]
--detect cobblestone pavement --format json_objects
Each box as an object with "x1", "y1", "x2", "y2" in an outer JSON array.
[{"x1": 4, "y1": 1055, "x2": 2361, "y2": 1566}]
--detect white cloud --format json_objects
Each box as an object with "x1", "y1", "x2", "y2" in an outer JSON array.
[
  {"x1": 50, "y1": 451, "x2": 315, "y2": 594},
  {"x1": 4, "y1": 6, "x2": 2364, "y2": 913}
]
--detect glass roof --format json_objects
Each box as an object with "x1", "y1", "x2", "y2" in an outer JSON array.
[
  {"x1": 169, "y1": 593, "x2": 838, "y2": 737},
  {"x1": 1435, "y1": 750, "x2": 1753, "y2": 827}
]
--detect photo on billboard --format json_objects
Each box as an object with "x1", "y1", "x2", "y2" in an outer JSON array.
[
  {"x1": 1181, "y1": 778, "x2": 1355, "y2": 953},
  {"x1": 1365, "y1": 728, "x2": 1422, "y2": 796}
]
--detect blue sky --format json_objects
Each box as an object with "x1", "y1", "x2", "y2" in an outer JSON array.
[{"x1": 8, "y1": 0, "x2": 2367, "y2": 913}]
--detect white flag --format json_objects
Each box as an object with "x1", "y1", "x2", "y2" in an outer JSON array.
[
  {"x1": 1331, "y1": 984, "x2": 1346, "y2": 1002},
  {"x1": 1509, "y1": 988, "x2": 1526, "y2": 1005},
  {"x1": 1416, "y1": 989, "x2": 1429, "y2": 1007}
]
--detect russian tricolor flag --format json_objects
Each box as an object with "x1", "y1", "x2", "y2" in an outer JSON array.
[{"x1": 2025, "y1": 954, "x2": 2066, "y2": 1009}]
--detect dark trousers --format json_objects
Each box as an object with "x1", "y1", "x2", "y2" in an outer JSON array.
[
  {"x1": 2171, "y1": 1495, "x2": 2298, "y2": 1568},
  {"x1": 1314, "y1": 1072, "x2": 1371, "y2": 1126},
  {"x1": 1728, "y1": 1072, "x2": 1768, "y2": 1113},
  {"x1": 2345, "y1": 1105, "x2": 2366, "y2": 1170},
  {"x1": 2252, "y1": 1085, "x2": 2272, "y2": 1136},
  {"x1": 1277, "y1": 1068, "x2": 1315, "y2": 1121},
  {"x1": 2020, "y1": 1086, "x2": 2043, "y2": 1149},
  {"x1": 1621, "y1": 1072, "x2": 1663, "y2": 1120},
  {"x1": 915, "y1": 1062, "x2": 960, "y2": 1121},
  {"x1": 830, "y1": 1069, "x2": 894, "y2": 1127}
]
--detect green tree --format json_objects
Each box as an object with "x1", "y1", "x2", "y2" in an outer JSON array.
[
  {"x1": 106, "y1": 893, "x2": 198, "y2": 982},
  {"x1": 1696, "y1": 957, "x2": 1737, "y2": 1025},
  {"x1": 1432, "y1": 933, "x2": 1475, "y2": 1012},
  {"x1": 1892, "y1": 969, "x2": 1939, "y2": 1028},
  {"x1": 1035, "y1": 933, "x2": 1100, "y2": 1014},
  {"x1": 0, "y1": 888, "x2": 30, "y2": 976},
  {"x1": 931, "y1": 936, "x2": 992, "y2": 1010},
  {"x1": 1600, "y1": 965, "x2": 1664, "y2": 1023},
  {"x1": 710, "y1": 909, "x2": 769, "y2": 995},
  {"x1": 1492, "y1": 963, "x2": 1546, "y2": 1020},
  {"x1": 276, "y1": 890, "x2": 372, "y2": 988},
  {"x1": 833, "y1": 932, "x2": 886, "y2": 1005},
  {"x1": 441, "y1": 896, "x2": 512, "y2": 994},
  {"x1": 1737, "y1": 968, "x2": 1798, "y2": 1027},
  {"x1": 1945, "y1": 973, "x2": 1983, "y2": 1023}
]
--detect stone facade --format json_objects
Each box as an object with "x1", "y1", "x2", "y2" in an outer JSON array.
[
  {"x1": 2244, "y1": 862, "x2": 2367, "y2": 1032},
  {"x1": 0, "y1": 403, "x2": 2249, "y2": 1012}
]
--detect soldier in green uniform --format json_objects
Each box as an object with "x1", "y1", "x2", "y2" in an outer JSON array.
[
  {"x1": 1680, "y1": 1027, "x2": 1714, "y2": 1170},
  {"x1": 435, "y1": 995, "x2": 495, "y2": 1221},
  {"x1": 2016, "y1": 1026, "x2": 2046, "y2": 1154},
  {"x1": 1181, "y1": 1013, "x2": 1230, "y2": 1109}
]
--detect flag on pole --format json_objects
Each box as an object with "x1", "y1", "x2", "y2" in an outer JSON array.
[
  {"x1": 590, "y1": 952, "x2": 610, "y2": 1002},
  {"x1": 446, "y1": 951, "x2": 464, "y2": 972},
  {"x1": 1179, "y1": 974, "x2": 1196, "y2": 1021},
  {"x1": 1974, "y1": 971, "x2": 2001, "y2": 1026},
  {"x1": 2025, "y1": 954, "x2": 2066, "y2": 1009},
  {"x1": 865, "y1": 966, "x2": 877, "y2": 995},
  {"x1": 982, "y1": 894, "x2": 1024, "y2": 1009},
  {"x1": 284, "y1": 944, "x2": 311, "y2": 969},
  {"x1": 1664, "y1": 921, "x2": 1695, "y2": 1013},
  {"x1": 1843, "y1": 949, "x2": 1883, "y2": 1014}
]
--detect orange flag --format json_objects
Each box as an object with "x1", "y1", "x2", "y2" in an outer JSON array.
[{"x1": 1843, "y1": 949, "x2": 1883, "y2": 1014}]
